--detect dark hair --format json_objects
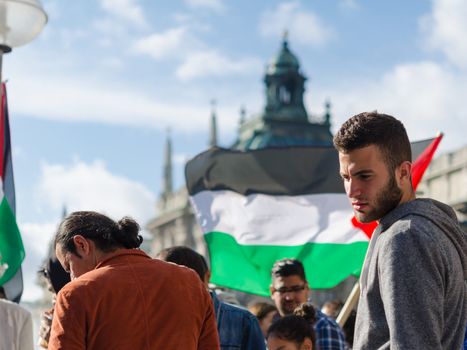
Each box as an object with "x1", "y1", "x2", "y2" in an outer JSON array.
[
  {"x1": 55, "y1": 211, "x2": 142, "y2": 255},
  {"x1": 333, "y1": 111, "x2": 412, "y2": 173},
  {"x1": 39, "y1": 241, "x2": 71, "y2": 294},
  {"x1": 157, "y1": 246, "x2": 208, "y2": 281},
  {"x1": 321, "y1": 299, "x2": 344, "y2": 319},
  {"x1": 248, "y1": 301, "x2": 277, "y2": 321},
  {"x1": 267, "y1": 303, "x2": 316, "y2": 347},
  {"x1": 271, "y1": 258, "x2": 306, "y2": 282}
]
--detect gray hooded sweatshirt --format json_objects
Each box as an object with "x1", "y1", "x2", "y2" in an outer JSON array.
[{"x1": 354, "y1": 198, "x2": 467, "y2": 350}]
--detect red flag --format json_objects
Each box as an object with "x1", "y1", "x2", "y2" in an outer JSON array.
[{"x1": 353, "y1": 134, "x2": 444, "y2": 239}]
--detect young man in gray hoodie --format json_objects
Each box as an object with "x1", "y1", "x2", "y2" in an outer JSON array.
[{"x1": 334, "y1": 111, "x2": 467, "y2": 350}]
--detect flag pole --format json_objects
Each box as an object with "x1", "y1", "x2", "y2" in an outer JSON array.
[{"x1": 336, "y1": 282, "x2": 360, "y2": 327}]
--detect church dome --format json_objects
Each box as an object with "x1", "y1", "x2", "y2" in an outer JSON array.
[{"x1": 268, "y1": 38, "x2": 300, "y2": 74}]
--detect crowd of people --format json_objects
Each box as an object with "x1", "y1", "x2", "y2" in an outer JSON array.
[{"x1": 1, "y1": 112, "x2": 466, "y2": 349}]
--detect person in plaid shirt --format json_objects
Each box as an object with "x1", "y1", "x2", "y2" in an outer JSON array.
[{"x1": 269, "y1": 259, "x2": 346, "y2": 350}]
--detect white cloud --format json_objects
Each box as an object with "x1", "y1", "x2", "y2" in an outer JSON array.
[
  {"x1": 99, "y1": 0, "x2": 147, "y2": 28},
  {"x1": 174, "y1": 153, "x2": 189, "y2": 165},
  {"x1": 309, "y1": 61, "x2": 467, "y2": 152},
  {"x1": 421, "y1": 0, "x2": 467, "y2": 69},
  {"x1": 58, "y1": 28, "x2": 88, "y2": 49},
  {"x1": 132, "y1": 27, "x2": 189, "y2": 59},
  {"x1": 185, "y1": 0, "x2": 225, "y2": 12},
  {"x1": 6, "y1": 72, "x2": 239, "y2": 133},
  {"x1": 92, "y1": 18, "x2": 129, "y2": 38},
  {"x1": 100, "y1": 57, "x2": 125, "y2": 69},
  {"x1": 132, "y1": 27, "x2": 263, "y2": 81},
  {"x1": 43, "y1": 0, "x2": 61, "y2": 20},
  {"x1": 339, "y1": 0, "x2": 359, "y2": 10},
  {"x1": 36, "y1": 159, "x2": 156, "y2": 225},
  {"x1": 176, "y1": 50, "x2": 262, "y2": 80},
  {"x1": 259, "y1": 1, "x2": 334, "y2": 46},
  {"x1": 19, "y1": 221, "x2": 59, "y2": 302}
]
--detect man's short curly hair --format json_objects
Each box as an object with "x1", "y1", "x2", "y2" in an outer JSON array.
[{"x1": 333, "y1": 111, "x2": 412, "y2": 173}]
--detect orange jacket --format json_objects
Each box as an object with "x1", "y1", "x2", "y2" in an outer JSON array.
[{"x1": 49, "y1": 249, "x2": 220, "y2": 350}]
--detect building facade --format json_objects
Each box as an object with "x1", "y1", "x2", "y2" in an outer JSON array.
[{"x1": 418, "y1": 144, "x2": 467, "y2": 230}]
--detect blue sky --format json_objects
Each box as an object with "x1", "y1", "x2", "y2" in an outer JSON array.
[{"x1": 4, "y1": 0, "x2": 466, "y2": 301}]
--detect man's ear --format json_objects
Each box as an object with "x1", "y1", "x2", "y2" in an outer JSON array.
[
  {"x1": 269, "y1": 285, "x2": 275, "y2": 299},
  {"x1": 396, "y1": 161, "x2": 412, "y2": 186},
  {"x1": 72, "y1": 235, "x2": 92, "y2": 256}
]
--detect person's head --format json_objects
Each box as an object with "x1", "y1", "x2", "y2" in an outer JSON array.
[
  {"x1": 333, "y1": 111, "x2": 414, "y2": 223},
  {"x1": 270, "y1": 259, "x2": 309, "y2": 317},
  {"x1": 157, "y1": 246, "x2": 210, "y2": 286},
  {"x1": 321, "y1": 299, "x2": 343, "y2": 319},
  {"x1": 248, "y1": 301, "x2": 278, "y2": 337},
  {"x1": 267, "y1": 303, "x2": 316, "y2": 350},
  {"x1": 38, "y1": 242, "x2": 71, "y2": 294},
  {"x1": 54, "y1": 211, "x2": 142, "y2": 280}
]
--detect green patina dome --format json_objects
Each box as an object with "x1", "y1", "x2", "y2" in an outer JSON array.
[{"x1": 268, "y1": 39, "x2": 300, "y2": 74}]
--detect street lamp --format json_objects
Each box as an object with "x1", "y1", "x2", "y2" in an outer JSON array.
[{"x1": 0, "y1": 0, "x2": 48, "y2": 82}]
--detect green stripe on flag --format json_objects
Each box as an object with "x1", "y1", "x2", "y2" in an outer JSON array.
[
  {"x1": 0, "y1": 196, "x2": 25, "y2": 285},
  {"x1": 206, "y1": 231, "x2": 368, "y2": 296}
]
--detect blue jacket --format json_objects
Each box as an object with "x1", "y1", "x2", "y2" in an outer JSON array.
[{"x1": 211, "y1": 292, "x2": 266, "y2": 350}]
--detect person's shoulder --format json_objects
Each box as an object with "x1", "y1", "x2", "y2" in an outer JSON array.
[
  {"x1": 220, "y1": 300, "x2": 249, "y2": 314},
  {"x1": 379, "y1": 213, "x2": 443, "y2": 248},
  {"x1": 159, "y1": 260, "x2": 204, "y2": 281},
  {"x1": 219, "y1": 301, "x2": 259, "y2": 324},
  {"x1": 315, "y1": 309, "x2": 334, "y2": 322},
  {"x1": 315, "y1": 309, "x2": 340, "y2": 328},
  {"x1": 0, "y1": 299, "x2": 32, "y2": 319},
  {"x1": 0, "y1": 299, "x2": 30, "y2": 312}
]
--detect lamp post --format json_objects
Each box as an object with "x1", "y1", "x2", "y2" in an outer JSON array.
[{"x1": 0, "y1": 0, "x2": 48, "y2": 86}]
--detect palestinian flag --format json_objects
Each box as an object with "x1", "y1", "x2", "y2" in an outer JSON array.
[
  {"x1": 0, "y1": 82, "x2": 25, "y2": 301},
  {"x1": 185, "y1": 137, "x2": 442, "y2": 296}
]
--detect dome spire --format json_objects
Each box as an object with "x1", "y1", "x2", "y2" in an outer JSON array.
[
  {"x1": 209, "y1": 99, "x2": 218, "y2": 147},
  {"x1": 282, "y1": 29, "x2": 289, "y2": 47}
]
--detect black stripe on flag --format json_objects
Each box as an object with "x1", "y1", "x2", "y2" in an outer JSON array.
[
  {"x1": 185, "y1": 139, "x2": 434, "y2": 197},
  {"x1": 185, "y1": 146, "x2": 344, "y2": 196}
]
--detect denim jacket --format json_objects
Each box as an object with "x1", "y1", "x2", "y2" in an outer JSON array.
[{"x1": 211, "y1": 292, "x2": 266, "y2": 350}]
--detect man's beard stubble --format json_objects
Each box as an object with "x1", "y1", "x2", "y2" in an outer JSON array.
[{"x1": 357, "y1": 174, "x2": 402, "y2": 223}]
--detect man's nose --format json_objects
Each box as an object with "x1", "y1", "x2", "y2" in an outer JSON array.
[{"x1": 346, "y1": 179, "x2": 361, "y2": 198}]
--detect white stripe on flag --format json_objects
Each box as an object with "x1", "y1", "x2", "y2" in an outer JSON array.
[{"x1": 190, "y1": 190, "x2": 368, "y2": 246}]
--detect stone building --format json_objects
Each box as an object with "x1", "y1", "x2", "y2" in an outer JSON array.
[{"x1": 419, "y1": 144, "x2": 467, "y2": 230}]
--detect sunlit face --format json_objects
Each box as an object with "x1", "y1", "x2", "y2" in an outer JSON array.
[
  {"x1": 271, "y1": 275, "x2": 309, "y2": 316},
  {"x1": 259, "y1": 310, "x2": 277, "y2": 337},
  {"x1": 339, "y1": 145, "x2": 402, "y2": 223},
  {"x1": 267, "y1": 336, "x2": 312, "y2": 350},
  {"x1": 55, "y1": 242, "x2": 95, "y2": 280}
]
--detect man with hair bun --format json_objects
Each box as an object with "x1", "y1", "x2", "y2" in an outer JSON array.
[{"x1": 49, "y1": 211, "x2": 219, "y2": 350}]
